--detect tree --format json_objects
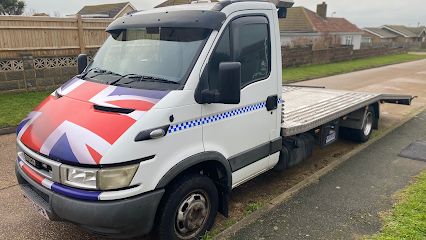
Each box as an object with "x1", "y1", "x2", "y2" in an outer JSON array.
[{"x1": 0, "y1": 0, "x2": 26, "y2": 15}]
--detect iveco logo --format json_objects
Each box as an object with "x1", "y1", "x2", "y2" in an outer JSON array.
[
  {"x1": 24, "y1": 154, "x2": 53, "y2": 172},
  {"x1": 26, "y1": 156, "x2": 37, "y2": 167}
]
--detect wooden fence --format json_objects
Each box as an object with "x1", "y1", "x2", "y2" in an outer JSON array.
[{"x1": 0, "y1": 15, "x2": 112, "y2": 59}]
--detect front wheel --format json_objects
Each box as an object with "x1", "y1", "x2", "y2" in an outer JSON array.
[{"x1": 156, "y1": 173, "x2": 218, "y2": 240}]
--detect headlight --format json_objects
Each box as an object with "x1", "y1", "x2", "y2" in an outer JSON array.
[
  {"x1": 60, "y1": 166, "x2": 98, "y2": 190},
  {"x1": 60, "y1": 164, "x2": 139, "y2": 191},
  {"x1": 98, "y1": 165, "x2": 139, "y2": 190}
]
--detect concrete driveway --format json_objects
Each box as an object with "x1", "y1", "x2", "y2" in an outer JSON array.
[{"x1": 1, "y1": 60, "x2": 425, "y2": 239}]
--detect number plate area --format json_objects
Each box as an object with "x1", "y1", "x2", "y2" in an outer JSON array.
[
  {"x1": 24, "y1": 193, "x2": 51, "y2": 220},
  {"x1": 20, "y1": 184, "x2": 52, "y2": 221}
]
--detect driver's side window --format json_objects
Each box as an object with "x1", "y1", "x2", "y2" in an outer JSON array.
[
  {"x1": 206, "y1": 16, "x2": 271, "y2": 90},
  {"x1": 208, "y1": 27, "x2": 231, "y2": 91}
]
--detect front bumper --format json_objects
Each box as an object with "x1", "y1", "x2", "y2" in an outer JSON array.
[{"x1": 16, "y1": 162, "x2": 164, "y2": 238}]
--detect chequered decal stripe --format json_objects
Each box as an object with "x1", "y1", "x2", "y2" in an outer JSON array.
[{"x1": 168, "y1": 99, "x2": 283, "y2": 134}]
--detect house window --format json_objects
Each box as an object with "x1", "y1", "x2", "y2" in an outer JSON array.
[{"x1": 345, "y1": 36, "x2": 353, "y2": 45}]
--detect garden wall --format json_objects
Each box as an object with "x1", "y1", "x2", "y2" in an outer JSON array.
[{"x1": 282, "y1": 45, "x2": 407, "y2": 67}]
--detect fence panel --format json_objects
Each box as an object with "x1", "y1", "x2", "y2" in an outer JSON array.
[{"x1": 0, "y1": 16, "x2": 112, "y2": 59}]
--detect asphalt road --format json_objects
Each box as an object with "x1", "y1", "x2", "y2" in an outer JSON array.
[
  {"x1": 0, "y1": 60, "x2": 425, "y2": 239},
  {"x1": 231, "y1": 110, "x2": 426, "y2": 240}
]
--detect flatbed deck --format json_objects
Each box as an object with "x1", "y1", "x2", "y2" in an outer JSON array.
[{"x1": 281, "y1": 86, "x2": 413, "y2": 136}]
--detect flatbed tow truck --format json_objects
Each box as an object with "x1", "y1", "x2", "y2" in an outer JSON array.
[{"x1": 15, "y1": 0, "x2": 413, "y2": 239}]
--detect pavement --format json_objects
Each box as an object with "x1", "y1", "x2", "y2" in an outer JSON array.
[
  {"x1": 0, "y1": 60, "x2": 425, "y2": 239},
  {"x1": 231, "y1": 110, "x2": 426, "y2": 240}
]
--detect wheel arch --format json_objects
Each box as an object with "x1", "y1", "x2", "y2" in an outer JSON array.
[
  {"x1": 371, "y1": 102, "x2": 380, "y2": 130},
  {"x1": 155, "y1": 151, "x2": 232, "y2": 217}
]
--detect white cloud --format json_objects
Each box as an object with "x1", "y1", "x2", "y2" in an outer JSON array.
[
  {"x1": 24, "y1": 0, "x2": 164, "y2": 16},
  {"x1": 295, "y1": 0, "x2": 426, "y2": 27},
  {"x1": 24, "y1": 0, "x2": 426, "y2": 27}
]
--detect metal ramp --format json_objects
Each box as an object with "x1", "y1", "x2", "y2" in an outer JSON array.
[{"x1": 281, "y1": 86, "x2": 412, "y2": 136}]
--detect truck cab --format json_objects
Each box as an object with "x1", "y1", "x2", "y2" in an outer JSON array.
[{"x1": 14, "y1": 1, "x2": 412, "y2": 239}]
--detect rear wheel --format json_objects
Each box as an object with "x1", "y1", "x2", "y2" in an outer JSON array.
[
  {"x1": 156, "y1": 173, "x2": 218, "y2": 240},
  {"x1": 340, "y1": 108, "x2": 375, "y2": 143}
]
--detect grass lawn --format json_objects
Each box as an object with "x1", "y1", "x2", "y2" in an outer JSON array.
[
  {"x1": 370, "y1": 170, "x2": 426, "y2": 240},
  {"x1": 0, "y1": 90, "x2": 51, "y2": 129},
  {"x1": 283, "y1": 53, "x2": 426, "y2": 83}
]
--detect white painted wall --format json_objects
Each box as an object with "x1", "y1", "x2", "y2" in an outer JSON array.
[{"x1": 340, "y1": 34, "x2": 362, "y2": 50}]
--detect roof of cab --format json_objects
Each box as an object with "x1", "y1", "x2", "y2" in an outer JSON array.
[
  {"x1": 107, "y1": 0, "x2": 278, "y2": 32},
  {"x1": 132, "y1": 0, "x2": 277, "y2": 16},
  {"x1": 132, "y1": 2, "x2": 219, "y2": 16}
]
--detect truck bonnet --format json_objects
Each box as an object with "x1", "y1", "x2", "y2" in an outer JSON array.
[{"x1": 16, "y1": 78, "x2": 169, "y2": 165}]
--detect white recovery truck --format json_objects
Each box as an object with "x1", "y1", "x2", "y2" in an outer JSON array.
[{"x1": 15, "y1": 0, "x2": 413, "y2": 239}]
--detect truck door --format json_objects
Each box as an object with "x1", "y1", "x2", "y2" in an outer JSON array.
[{"x1": 201, "y1": 13, "x2": 279, "y2": 187}]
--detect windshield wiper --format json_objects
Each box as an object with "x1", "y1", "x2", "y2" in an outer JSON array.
[
  {"x1": 114, "y1": 75, "x2": 179, "y2": 86},
  {"x1": 108, "y1": 74, "x2": 144, "y2": 86},
  {"x1": 80, "y1": 67, "x2": 122, "y2": 79},
  {"x1": 79, "y1": 67, "x2": 102, "y2": 78}
]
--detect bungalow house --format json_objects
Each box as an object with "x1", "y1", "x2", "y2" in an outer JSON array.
[
  {"x1": 155, "y1": 0, "x2": 196, "y2": 7},
  {"x1": 279, "y1": 2, "x2": 363, "y2": 50},
  {"x1": 381, "y1": 25, "x2": 426, "y2": 43},
  {"x1": 362, "y1": 25, "x2": 426, "y2": 48},
  {"x1": 362, "y1": 28, "x2": 398, "y2": 44},
  {"x1": 71, "y1": 2, "x2": 136, "y2": 19},
  {"x1": 408, "y1": 27, "x2": 426, "y2": 42}
]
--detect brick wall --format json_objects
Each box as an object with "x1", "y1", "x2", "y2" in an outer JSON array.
[{"x1": 282, "y1": 45, "x2": 407, "y2": 67}]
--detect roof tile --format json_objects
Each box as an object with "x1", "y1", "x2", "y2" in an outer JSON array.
[
  {"x1": 304, "y1": 9, "x2": 362, "y2": 33},
  {"x1": 383, "y1": 25, "x2": 418, "y2": 38},
  {"x1": 77, "y1": 2, "x2": 131, "y2": 18},
  {"x1": 279, "y1": 7, "x2": 362, "y2": 33},
  {"x1": 279, "y1": 7, "x2": 314, "y2": 32},
  {"x1": 155, "y1": 0, "x2": 218, "y2": 7},
  {"x1": 363, "y1": 28, "x2": 398, "y2": 38}
]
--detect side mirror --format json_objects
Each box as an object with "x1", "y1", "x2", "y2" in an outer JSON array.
[
  {"x1": 277, "y1": 7, "x2": 288, "y2": 18},
  {"x1": 198, "y1": 62, "x2": 241, "y2": 104},
  {"x1": 77, "y1": 54, "x2": 88, "y2": 74},
  {"x1": 275, "y1": 0, "x2": 294, "y2": 19},
  {"x1": 217, "y1": 62, "x2": 241, "y2": 104}
]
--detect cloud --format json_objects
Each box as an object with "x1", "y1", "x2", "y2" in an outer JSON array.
[
  {"x1": 296, "y1": 0, "x2": 426, "y2": 27},
  {"x1": 24, "y1": 0, "x2": 164, "y2": 16},
  {"x1": 24, "y1": 0, "x2": 426, "y2": 27}
]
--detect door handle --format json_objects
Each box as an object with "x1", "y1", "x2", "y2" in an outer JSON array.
[{"x1": 266, "y1": 95, "x2": 278, "y2": 111}]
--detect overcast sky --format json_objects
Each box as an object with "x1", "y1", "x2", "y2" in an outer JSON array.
[{"x1": 24, "y1": 0, "x2": 426, "y2": 28}]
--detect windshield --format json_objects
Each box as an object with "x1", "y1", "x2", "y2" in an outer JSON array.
[{"x1": 84, "y1": 27, "x2": 211, "y2": 90}]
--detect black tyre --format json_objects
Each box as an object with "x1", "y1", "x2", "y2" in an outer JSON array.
[
  {"x1": 156, "y1": 173, "x2": 218, "y2": 240},
  {"x1": 340, "y1": 109, "x2": 375, "y2": 143},
  {"x1": 274, "y1": 146, "x2": 289, "y2": 172}
]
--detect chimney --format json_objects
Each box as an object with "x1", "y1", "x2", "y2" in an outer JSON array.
[{"x1": 317, "y1": 2, "x2": 327, "y2": 19}]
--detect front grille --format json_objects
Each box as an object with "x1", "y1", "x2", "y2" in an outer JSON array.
[{"x1": 23, "y1": 153, "x2": 53, "y2": 176}]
